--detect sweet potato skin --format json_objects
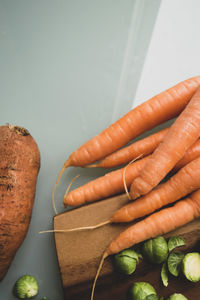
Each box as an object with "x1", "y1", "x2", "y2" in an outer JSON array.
[{"x1": 0, "y1": 125, "x2": 40, "y2": 280}]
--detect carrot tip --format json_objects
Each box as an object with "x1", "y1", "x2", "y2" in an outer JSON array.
[
  {"x1": 64, "y1": 159, "x2": 71, "y2": 168},
  {"x1": 85, "y1": 163, "x2": 99, "y2": 168},
  {"x1": 131, "y1": 191, "x2": 140, "y2": 200}
]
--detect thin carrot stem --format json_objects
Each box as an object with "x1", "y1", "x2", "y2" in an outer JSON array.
[{"x1": 91, "y1": 251, "x2": 108, "y2": 300}]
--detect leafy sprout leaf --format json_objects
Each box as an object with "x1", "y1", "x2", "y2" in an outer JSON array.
[
  {"x1": 168, "y1": 236, "x2": 186, "y2": 252},
  {"x1": 167, "y1": 251, "x2": 185, "y2": 277},
  {"x1": 161, "y1": 262, "x2": 168, "y2": 287}
]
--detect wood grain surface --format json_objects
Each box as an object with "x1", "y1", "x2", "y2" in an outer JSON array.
[{"x1": 54, "y1": 194, "x2": 200, "y2": 300}]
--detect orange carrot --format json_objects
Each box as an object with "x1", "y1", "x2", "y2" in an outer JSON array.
[
  {"x1": 107, "y1": 189, "x2": 200, "y2": 255},
  {"x1": 53, "y1": 76, "x2": 200, "y2": 214},
  {"x1": 64, "y1": 156, "x2": 149, "y2": 206},
  {"x1": 91, "y1": 190, "x2": 200, "y2": 300},
  {"x1": 89, "y1": 127, "x2": 169, "y2": 168},
  {"x1": 64, "y1": 138, "x2": 200, "y2": 207},
  {"x1": 66, "y1": 77, "x2": 200, "y2": 168},
  {"x1": 112, "y1": 156, "x2": 200, "y2": 223},
  {"x1": 173, "y1": 138, "x2": 200, "y2": 171},
  {"x1": 63, "y1": 152, "x2": 200, "y2": 236},
  {"x1": 130, "y1": 86, "x2": 200, "y2": 199}
]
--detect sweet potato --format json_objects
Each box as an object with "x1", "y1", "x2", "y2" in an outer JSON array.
[{"x1": 0, "y1": 125, "x2": 40, "y2": 280}]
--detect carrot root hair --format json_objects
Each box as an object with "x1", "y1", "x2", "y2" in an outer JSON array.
[
  {"x1": 38, "y1": 219, "x2": 111, "y2": 235},
  {"x1": 52, "y1": 160, "x2": 70, "y2": 215},
  {"x1": 91, "y1": 251, "x2": 108, "y2": 300},
  {"x1": 123, "y1": 155, "x2": 143, "y2": 200},
  {"x1": 64, "y1": 173, "x2": 80, "y2": 201},
  {"x1": 123, "y1": 160, "x2": 133, "y2": 200}
]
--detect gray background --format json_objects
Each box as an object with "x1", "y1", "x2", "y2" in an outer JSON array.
[{"x1": 0, "y1": 0, "x2": 160, "y2": 299}]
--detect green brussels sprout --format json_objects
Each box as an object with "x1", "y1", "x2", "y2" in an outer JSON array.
[
  {"x1": 114, "y1": 249, "x2": 139, "y2": 275},
  {"x1": 14, "y1": 275, "x2": 38, "y2": 299},
  {"x1": 142, "y1": 236, "x2": 168, "y2": 264},
  {"x1": 127, "y1": 282, "x2": 157, "y2": 300},
  {"x1": 145, "y1": 295, "x2": 159, "y2": 300},
  {"x1": 182, "y1": 252, "x2": 200, "y2": 282},
  {"x1": 167, "y1": 293, "x2": 188, "y2": 300}
]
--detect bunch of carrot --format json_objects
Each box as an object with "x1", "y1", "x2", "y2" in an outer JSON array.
[{"x1": 53, "y1": 76, "x2": 200, "y2": 299}]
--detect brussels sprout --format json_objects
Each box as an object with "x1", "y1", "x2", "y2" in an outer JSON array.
[
  {"x1": 142, "y1": 236, "x2": 168, "y2": 264},
  {"x1": 14, "y1": 275, "x2": 38, "y2": 299},
  {"x1": 167, "y1": 251, "x2": 184, "y2": 277},
  {"x1": 145, "y1": 295, "x2": 159, "y2": 300},
  {"x1": 127, "y1": 282, "x2": 157, "y2": 300},
  {"x1": 114, "y1": 249, "x2": 140, "y2": 275},
  {"x1": 182, "y1": 252, "x2": 200, "y2": 282},
  {"x1": 167, "y1": 293, "x2": 187, "y2": 300}
]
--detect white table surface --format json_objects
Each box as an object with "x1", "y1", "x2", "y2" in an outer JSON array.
[{"x1": 134, "y1": 0, "x2": 200, "y2": 108}]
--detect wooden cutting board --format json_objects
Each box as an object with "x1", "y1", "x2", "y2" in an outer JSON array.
[{"x1": 54, "y1": 194, "x2": 200, "y2": 300}]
